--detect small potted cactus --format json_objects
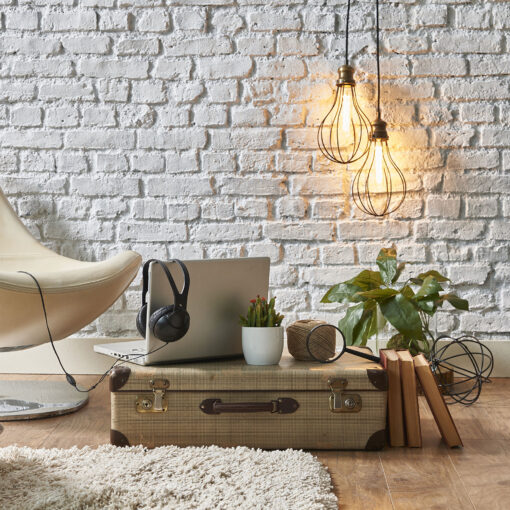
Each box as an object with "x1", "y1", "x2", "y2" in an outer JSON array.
[{"x1": 239, "y1": 296, "x2": 285, "y2": 365}]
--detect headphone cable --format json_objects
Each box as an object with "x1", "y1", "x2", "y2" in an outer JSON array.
[{"x1": 18, "y1": 271, "x2": 168, "y2": 393}]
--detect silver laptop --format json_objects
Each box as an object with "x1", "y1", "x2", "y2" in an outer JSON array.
[{"x1": 94, "y1": 257, "x2": 270, "y2": 365}]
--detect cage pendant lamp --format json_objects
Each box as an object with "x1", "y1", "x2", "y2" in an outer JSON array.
[
  {"x1": 317, "y1": 0, "x2": 371, "y2": 164},
  {"x1": 352, "y1": 0, "x2": 406, "y2": 217}
]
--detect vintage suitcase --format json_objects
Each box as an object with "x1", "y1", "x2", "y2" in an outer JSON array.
[{"x1": 110, "y1": 352, "x2": 388, "y2": 450}]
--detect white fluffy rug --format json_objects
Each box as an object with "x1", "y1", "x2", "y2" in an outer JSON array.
[{"x1": 0, "y1": 444, "x2": 337, "y2": 510}]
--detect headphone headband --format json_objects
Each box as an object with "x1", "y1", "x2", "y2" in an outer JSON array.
[{"x1": 141, "y1": 259, "x2": 190, "y2": 309}]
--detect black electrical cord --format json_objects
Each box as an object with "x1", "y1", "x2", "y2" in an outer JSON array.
[
  {"x1": 375, "y1": 0, "x2": 381, "y2": 119},
  {"x1": 18, "y1": 271, "x2": 168, "y2": 393},
  {"x1": 345, "y1": 0, "x2": 351, "y2": 66}
]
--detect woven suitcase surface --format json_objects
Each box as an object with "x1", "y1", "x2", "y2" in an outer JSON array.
[{"x1": 110, "y1": 352, "x2": 387, "y2": 450}]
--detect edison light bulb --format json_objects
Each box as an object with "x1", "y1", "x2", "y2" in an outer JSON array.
[
  {"x1": 318, "y1": 65, "x2": 371, "y2": 164},
  {"x1": 374, "y1": 140, "x2": 384, "y2": 186},
  {"x1": 341, "y1": 86, "x2": 352, "y2": 132},
  {"x1": 352, "y1": 119, "x2": 406, "y2": 217}
]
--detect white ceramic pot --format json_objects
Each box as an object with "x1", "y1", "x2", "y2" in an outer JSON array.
[{"x1": 242, "y1": 326, "x2": 284, "y2": 366}]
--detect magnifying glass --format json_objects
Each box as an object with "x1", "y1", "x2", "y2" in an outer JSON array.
[{"x1": 305, "y1": 323, "x2": 380, "y2": 364}]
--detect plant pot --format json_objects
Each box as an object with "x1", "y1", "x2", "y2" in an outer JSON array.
[{"x1": 242, "y1": 326, "x2": 284, "y2": 366}]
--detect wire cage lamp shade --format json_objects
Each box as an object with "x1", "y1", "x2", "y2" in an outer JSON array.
[
  {"x1": 317, "y1": 0, "x2": 371, "y2": 165},
  {"x1": 351, "y1": 0, "x2": 407, "y2": 217},
  {"x1": 317, "y1": 65, "x2": 372, "y2": 164},
  {"x1": 352, "y1": 119, "x2": 407, "y2": 217}
]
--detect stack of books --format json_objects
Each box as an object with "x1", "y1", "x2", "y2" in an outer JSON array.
[{"x1": 380, "y1": 349, "x2": 462, "y2": 448}]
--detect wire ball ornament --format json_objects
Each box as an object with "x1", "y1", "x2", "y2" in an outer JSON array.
[{"x1": 429, "y1": 334, "x2": 494, "y2": 406}]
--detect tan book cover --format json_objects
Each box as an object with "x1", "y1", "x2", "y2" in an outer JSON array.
[
  {"x1": 397, "y1": 350, "x2": 422, "y2": 447},
  {"x1": 380, "y1": 349, "x2": 405, "y2": 447},
  {"x1": 413, "y1": 354, "x2": 463, "y2": 448}
]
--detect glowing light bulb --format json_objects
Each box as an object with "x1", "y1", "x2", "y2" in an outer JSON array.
[
  {"x1": 341, "y1": 86, "x2": 352, "y2": 132},
  {"x1": 374, "y1": 141, "x2": 384, "y2": 186}
]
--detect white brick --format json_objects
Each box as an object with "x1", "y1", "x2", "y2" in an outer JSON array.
[
  {"x1": 57, "y1": 153, "x2": 88, "y2": 173},
  {"x1": 219, "y1": 177, "x2": 285, "y2": 196},
  {"x1": 43, "y1": 11, "x2": 97, "y2": 31},
  {"x1": 201, "y1": 200, "x2": 234, "y2": 220},
  {"x1": 131, "y1": 199, "x2": 165, "y2": 219},
  {"x1": 166, "y1": 151, "x2": 199, "y2": 173},
  {"x1": 207, "y1": 81, "x2": 238, "y2": 103},
  {"x1": 82, "y1": 107, "x2": 116, "y2": 127},
  {"x1": 167, "y1": 204, "x2": 200, "y2": 221},
  {"x1": 231, "y1": 107, "x2": 267, "y2": 127},
  {"x1": 249, "y1": 11, "x2": 301, "y2": 31},
  {"x1": 63, "y1": 36, "x2": 111, "y2": 54},
  {"x1": 210, "y1": 128, "x2": 281, "y2": 150},
  {"x1": 159, "y1": 107, "x2": 190, "y2": 127},
  {"x1": 95, "y1": 154, "x2": 128, "y2": 172},
  {"x1": 11, "y1": 60, "x2": 73, "y2": 77},
  {"x1": 237, "y1": 37, "x2": 273, "y2": 56},
  {"x1": 173, "y1": 8, "x2": 206, "y2": 30},
  {"x1": 131, "y1": 153, "x2": 165, "y2": 173},
  {"x1": 99, "y1": 11, "x2": 129, "y2": 31},
  {"x1": 137, "y1": 10, "x2": 170, "y2": 32},
  {"x1": 6, "y1": 11, "x2": 39, "y2": 30},
  {"x1": 119, "y1": 222, "x2": 187, "y2": 242},
  {"x1": 193, "y1": 105, "x2": 227, "y2": 126},
  {"x1": 191, "y1": 223, "x2": 260, "y2": 242},
  {"x1": 119, "y1": 105, "x2": 156, "y2": 128},
  {"x1": 146, "y1": 177, "x2": 212, "y2": 196},
  {"x1": 98, "y1": 80, "x2": 130, "y2": 102},
  {"x1": 211, "y1": 11, "x2": 243, "y2": 33},
  {"x1": 265, "y1": 222, "x2": 333, "y2": 241},
  {"x1": 65, "y1": 130, "x2": 135, "y2": 149},
  {"x1": 196, "y1": 57, "x2": 252, "y2": 79},
  {"x1": 170, "y1": 82, "x2": 205, "y2": 103},
  {"x1": 117, "y1": 38, "x2": 160, "y2": 56},
  {"x1": 131, "y1": 81, "x2": 166, "y2": 104},
  {"x1": 91, "y1": 198, "x2": 127, "y2": 219},
  {"x1": 257, "y1": 59, "x2": 306, "y2": 80},
  {"x1": 71, "y1": 176, "x2": 139, "y2": 196},
  {"x1": 1, "y1": 131, "x2": 62, "y2": 149},
  {"x1": 235, "y1": 199, "x2": 268, "y2": 219},
  {"x1": 201, "y1": 152, "x2": 236, "y2": 173},
  {"x1": 426, "y1": 196, "x2": 461, "y2": 218},
  {"x1": 466, "y1": 197, "x2": 498, "y2": 218},
  {"x1": 303, "y1": 11, "x2": 335, "y2": 32},
  {"x1": 138, "y1": 129, "x2": 207, "y2": 150},
  {"x1": 11, "y1": 106, "x2": 42, "y2": 127},
  {"x1": 153, "y1": 59, "x2": 192, "y2": 79},
  {"x1": 165, "y1": 37, "x2": 232, "y2": 56},
  {"x1": 39, "y1": 82, "x2": 94, "y2": 101},
  {"x1": 0, "y1": 36, "x2": 60, "y2": 55},
  {"x1": 79, "y1": 59, "x2": 149, "y2": 79}
]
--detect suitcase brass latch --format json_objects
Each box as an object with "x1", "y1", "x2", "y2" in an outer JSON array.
[
  {"x1": 328, "y1": 378, "x2": 362, "y2": 413},
  {"x1": 136, "y1": 378, "x2": 169, "y2": 413}
]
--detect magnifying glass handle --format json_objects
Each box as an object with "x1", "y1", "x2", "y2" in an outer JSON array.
[{"x1": 344, "y1": 346, "x2": 380, "y2": 364}]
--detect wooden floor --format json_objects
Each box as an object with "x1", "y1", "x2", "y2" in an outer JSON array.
[{"x1": 1, "y1": 375, "x2": 509, "y2": 510}]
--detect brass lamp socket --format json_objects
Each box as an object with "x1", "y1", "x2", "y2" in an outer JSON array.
[
  {"x1": 371, "y1": 118, "x2": 389, "y2": 140},
  {"x1": 336, "y1": 65, "x2": 355, "y2": 86}
]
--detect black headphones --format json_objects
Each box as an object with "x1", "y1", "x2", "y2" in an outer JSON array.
[{"x1": 136, "y1": 259, "x2": 191, "y2": 343}]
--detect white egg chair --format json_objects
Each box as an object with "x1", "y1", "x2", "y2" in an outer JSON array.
[{"x1": 0, "y1": 187, "x2": 141, "y2": 420}]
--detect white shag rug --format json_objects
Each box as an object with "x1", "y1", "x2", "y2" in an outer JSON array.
[{"x1": 0, "y1": 444, "x2": 337, "y2": 510}]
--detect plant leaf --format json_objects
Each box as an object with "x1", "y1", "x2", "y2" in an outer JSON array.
[
  {"x1": 379, "y1": 293, "x2": 424, "y2": 340},
  {"x1": 410, "y1": 278, "x2": 423, "y2": 285},
  {"x1": 440, "y1": 294, "x2": 469, "y2": 311},
  {"x1": 401, "y1": 285, "x2": 415, "y2": 299},
  {"x1": 338, "y1": 303, "x2": 365, "y2": 346},
  {"x1": 376, "y1": 246, "x2": 398, "y2": 285},
  {"x1": 417, "y1": 270, "x2": 450, "y2": 283},
  {"x1": 321, "y1": 283, "x2": 364, "y2": 304},
  {"x1": 346, "y1": 270, "x2": 383, "y2": 291},
  {"x1": 357, "y1": 288, "x2": 399, "y2": 300},
  {"x1": 392, "y1": 262, "x2": 406, "y2": 283},
  {"x1": 414, "y1": 276, "x2": 443, "y2": 299}
]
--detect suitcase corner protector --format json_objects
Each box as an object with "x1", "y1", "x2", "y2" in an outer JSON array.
[
  {"x1": 109, "y1": 366, "x2": 131, "y2": 392},
  {"x1": 110, "y1": 429, "x2": 130, "y2": 447},
  {"x1": 365, "y1": 429, "x2": 387, "y2": 450},
  {"x1": 366, "y1": 368, "x2": 388, "y2": 391}
]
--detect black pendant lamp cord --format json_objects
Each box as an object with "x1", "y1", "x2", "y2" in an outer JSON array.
[
  {"x1": 345, "y1": 0, "x2": 351, "y2": 66},
  {"x1": 376, "y1": 0, "x2": 381, "y2": 119}
]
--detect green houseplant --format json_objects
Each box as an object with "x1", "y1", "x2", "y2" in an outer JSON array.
[
  {"x1": 239, "y1": 296, "x2": 285, "y2": 365},
  {"x1": 321, "y1": 246, "x2": 469, "y2": 356}
]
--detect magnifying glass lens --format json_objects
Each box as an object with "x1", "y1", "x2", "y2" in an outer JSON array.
[{"x1": 306, "y1": 324, "x2": 345, "y2": 363}]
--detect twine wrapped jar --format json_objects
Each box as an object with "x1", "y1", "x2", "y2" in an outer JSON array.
[{"x1": 286, "y1": 320, "x2": 336, "y2": 361}]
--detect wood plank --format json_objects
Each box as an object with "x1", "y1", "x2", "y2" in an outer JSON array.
[{"x1": 315, "y1": 450, "x2": 393, "y2": 510}]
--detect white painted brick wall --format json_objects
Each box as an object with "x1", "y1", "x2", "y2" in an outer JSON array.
[{"x1": 0, "y1": 0, "x2": 508, "y2": 343}]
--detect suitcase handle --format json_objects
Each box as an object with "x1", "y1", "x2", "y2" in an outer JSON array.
[{"x1": 199, "y1": 398, "x2": 299, "y2": 415}]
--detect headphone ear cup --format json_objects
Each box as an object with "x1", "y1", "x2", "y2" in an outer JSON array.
[
  {"x1": 136, "y1": 304, "x2": 148, "y2": 338},
  {"x1": 149, "y1": 305, "x2": 190, "y2": 343}
]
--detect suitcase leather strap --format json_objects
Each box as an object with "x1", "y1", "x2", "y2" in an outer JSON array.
[{"x1": 200, "y1": 398, "x2": 299, "y2": 415}]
